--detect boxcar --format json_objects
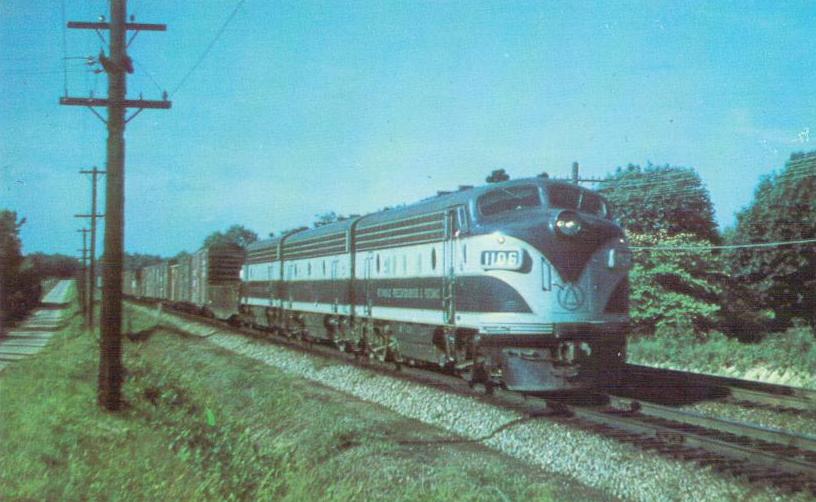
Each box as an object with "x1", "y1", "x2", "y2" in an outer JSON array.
[
  {"x1": 142, "y1": 261, "x2": 172, "y2": 301},
  {"x1": 169, "y1": 254, "x2": 193, "y2": 303},
  {"x1": 123, "y1": 269, "x2": 141, "y2": 297},
  {"x1": 190, "y1": 244, "x2": 245, "y2": 318}
]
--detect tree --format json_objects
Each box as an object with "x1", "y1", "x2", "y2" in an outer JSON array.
[
  {"x1": 729, "y1": 152, "x2": 816, "y2": 328},
  {"x1": 0, "y1": 210, "x2": 40, "y2": 322},
  {"x1": 313, "y1": 211, "x2": 347, "y2": 227},
  {"x1": 0, "y1": 210, "x2": 25, "y2": 281},
  {"x1": 485, "y1": 169, "x2": 510, "y2": 183},
  {"x1": 627, "y1": 232, "x2": 723, "y2": 336},
  {"x1": 202, "y1": 224, "x2": 258, "y2": 249},
  {"x1": 23, "y1": 253, "x2": 81, "y2": 278},
  {"x1": 598, "y1": 164, "x2": 719, "y2": 243},
  {"x1": 123, "y1": 253, "x2": 164, "y2": 271}
]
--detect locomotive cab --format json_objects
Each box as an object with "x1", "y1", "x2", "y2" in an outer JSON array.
[{"x1": 468, "y1": 180, "x2": 631, "y2": 392}]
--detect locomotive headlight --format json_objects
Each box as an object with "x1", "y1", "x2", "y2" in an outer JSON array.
[{"x1": 555, "y1": 211, "x2": 582, "y2": 237}]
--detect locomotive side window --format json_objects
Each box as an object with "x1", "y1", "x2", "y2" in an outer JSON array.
[{"x1": 477, "y1": 186, "x2": 541, "y2": 216}]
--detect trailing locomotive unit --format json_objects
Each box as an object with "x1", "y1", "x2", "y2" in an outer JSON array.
[{"x1": 242, "y1": 178, "x2": 631, "y2": 392}]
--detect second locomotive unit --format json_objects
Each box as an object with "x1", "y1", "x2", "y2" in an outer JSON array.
[{"x1": 241, "y1": 177, "x2": 631, "y2": 392}]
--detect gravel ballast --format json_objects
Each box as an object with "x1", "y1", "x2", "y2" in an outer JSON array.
[{"x1": 131, "y1": 305, "x2": 810, "y2": 501}]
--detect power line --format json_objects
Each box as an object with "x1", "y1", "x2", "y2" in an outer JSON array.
[
  {"x1": 631, "y1": 237, "x2": 816, "y2": 252},
  {"x1": 170, "y1": 0, "x2": 246, "y2": 97},
  {"x1": 61, "y1": 0, "x2": 68, "y2": 95}
]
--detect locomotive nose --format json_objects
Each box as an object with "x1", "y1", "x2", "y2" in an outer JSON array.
[{"x1": 498, "y1": 210, "x2": 624, "y2": 284}]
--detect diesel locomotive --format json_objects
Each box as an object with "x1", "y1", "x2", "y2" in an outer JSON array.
[{"x1": 129, "y1": 177, "x2": 632, "y2": 392}]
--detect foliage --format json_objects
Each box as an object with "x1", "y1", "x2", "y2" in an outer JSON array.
[
  {"x1": 22, "y1": 253, "x2": 81, "y2": 278},
  {"x1": 0, "y1": 210, "x2": 24, "y2": 277},
  {"x1": 598, "y1": 163, "x2": 719, "y2": 242},
  {"x1": 202, "y1": 224, "x2": 258, "y2": 249},
  {"x1": 0, "y1": 210, "x2": 40, "y2": 322},
  {"x1": 628, "y1": 325, "x2": 816, "y2": 388},
  {"x1": 124, "y1": 252, "x2": 164, "y2": 271},
  {"x1": 0, "y1": 302, "x2": 594, "y2": 500},
  {"x1": 313, "y1": 211, "x2": 348, "y2": 228},
  {"x1": 729, "y1": 151, "x2": 816, "y2": 328},
  {"x1": 627, "y1": 231, "x2": 723, "y2": 336},
  {"x1": 485, "y1": 169, "x2": 510, "y2": 183}
]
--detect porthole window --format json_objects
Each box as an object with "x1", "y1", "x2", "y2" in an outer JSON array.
[{"x1": 431, "y1": 248, "x2": 437, "y2": 270}]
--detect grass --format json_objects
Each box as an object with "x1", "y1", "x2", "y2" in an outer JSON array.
[
  {"x1": 628, "y1": 326, "x2": 816, "y2": 389},
  {"x1": 0, "y1": 302, "x2": 613, "y2": 501}
]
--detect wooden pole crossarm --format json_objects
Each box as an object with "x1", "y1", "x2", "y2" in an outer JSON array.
[
  {"x1": 59, "y1": 97, "x2": 171, "y2": 109},
  {"x1": 67, "y1": 21, "x2": 166, "y2": 31}
]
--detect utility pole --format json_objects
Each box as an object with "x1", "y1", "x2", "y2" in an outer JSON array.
[
  {"x1": 77, "y1": 228, "x2": 90, "y2": 322},
  {"x1": 76, "y1": 167, "x2": 106, "y2": 332},
  {"x1": 61, "y1": 1, "x2": 170, "y2": 411},
  {"x1": 570, "y1": 162, "x2": 604, "y2": 185}
]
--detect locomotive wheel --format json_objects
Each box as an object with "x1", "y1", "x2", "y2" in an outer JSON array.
[
  {"x1": 463, "y1": 362, "x2": 495, "y2": 394},
  {"x1": 369, "y1": 326, "x2": 400, "y2": 366}
]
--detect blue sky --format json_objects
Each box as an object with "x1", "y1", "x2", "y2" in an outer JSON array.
[{"x1": 1, "y1": 1, "x2": 814, "y2": 257}]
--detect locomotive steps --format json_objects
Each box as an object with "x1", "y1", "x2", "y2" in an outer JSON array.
[{"x1": 127, "y1": 301, "x2": 816, "y2": 501}]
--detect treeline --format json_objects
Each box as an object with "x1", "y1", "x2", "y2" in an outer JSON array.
[
  {"x1": 0, "y1": 210, "x2": 81, "y2": 324},
  {"x1": 597, "y1": 152, "x2": 815, "y2": 339},
  {"x1": 198, "y1": 157, "x2": 813, "y2": 339}
]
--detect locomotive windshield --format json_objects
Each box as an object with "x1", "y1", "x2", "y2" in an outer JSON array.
[
  {"x1": 477, "y1": 186, "x2": 542, "y2": 216},
  {"x1": 546, "y1": 185, "x2": 608, "y2": 217}
]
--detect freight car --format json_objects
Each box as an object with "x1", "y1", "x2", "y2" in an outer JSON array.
[
  {"x1": 241, "y1": 177, "x2": 631, "y2": 392},
  {"x1": 131, "y1": 244, "x2": 244, "y2": 319}
]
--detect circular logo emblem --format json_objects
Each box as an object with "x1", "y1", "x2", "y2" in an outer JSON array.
[{"x1": 557, "y1": 284, "x2": 585, "y2": 311}]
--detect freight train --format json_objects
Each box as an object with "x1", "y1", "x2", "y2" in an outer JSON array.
[{"x1": 125, "y1": 177, "x2": 632, "y2": 392}]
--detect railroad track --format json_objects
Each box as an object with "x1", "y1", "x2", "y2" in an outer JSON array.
[
  {"x1": 127, "y1": 300, "x2": 816, "y2": 496},
  {"x1": 622, "y1": 364, "x2": 816, "y2": 415}
]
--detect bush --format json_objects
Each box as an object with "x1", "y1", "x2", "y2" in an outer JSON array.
[{"x1": 628, "y1": 231, "x2": 722, "y2": 336}]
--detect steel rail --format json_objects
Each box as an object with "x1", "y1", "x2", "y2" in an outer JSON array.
[
  {"x1": 126, "y1": 299, "x2": 816, "y2": 493},
  {"x1": 624, "y1": 363, "x2": 816, "y2": 412},
  {"x1": 563, "y1": 403, "x2": 816, "y2": 479},
  {"x1": 607, "y1": 396, "x2": 816, "y2": 455}
]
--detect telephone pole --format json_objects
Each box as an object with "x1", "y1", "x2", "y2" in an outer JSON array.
[
  {"x1": 61, "y1": 1, "x2": 170, "y2": 411},
  {"x1": 77, "y1": 166, "x2": 106, "y2": 331},
  {"x1": 570, "y1": 162, "x2": 604, "y2": 185},
  {"x1": 77, "y1": 228, "x2": 90, "y2": 321}
]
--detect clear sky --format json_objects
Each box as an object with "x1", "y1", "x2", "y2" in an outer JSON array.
[{"x1": 1, "y1": 1, "x2": 814, "y2": 258}]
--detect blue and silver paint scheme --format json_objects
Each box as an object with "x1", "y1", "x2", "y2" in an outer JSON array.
[{"x1": 241, "y1": 177, "x2": 631, "y2": 391}]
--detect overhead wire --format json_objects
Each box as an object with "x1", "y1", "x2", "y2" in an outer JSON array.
[
  {"x1": 61, "y1": 0, "x2": 68, "y2": 95},
  {"x1": 631, "y1": 237, "x2": 816, "y2": 252},
  {"x1": 131, "y1": 57, "x2": 165, "y2": 95},
  {"x1": 170, "y1": 0, "x2": 247, "y2": 97}
]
